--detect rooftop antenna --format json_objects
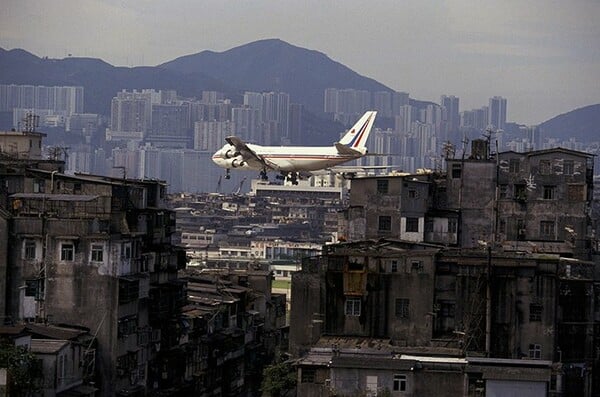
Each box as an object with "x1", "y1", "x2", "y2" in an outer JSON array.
[{"x1": 483, "y1": 127, "x2": 497, "y2": 157}]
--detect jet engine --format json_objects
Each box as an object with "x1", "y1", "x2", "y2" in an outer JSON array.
[
  {"x1": 219, "y1": 146, "x2": 239, "y2": 159},
  {"x1": 224, "y1": 155, "x2": 247, "y2": 168}
]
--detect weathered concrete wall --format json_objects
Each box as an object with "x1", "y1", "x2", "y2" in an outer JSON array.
[{"x1": 289, "y1": 270, "x2": 323, "y2": 357}]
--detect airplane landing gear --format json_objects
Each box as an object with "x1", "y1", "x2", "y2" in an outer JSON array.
[
  {"x1": 289, "y1": 172, "x2": 299, "y2": 185},
  {"x1": 260, "y1": 169, "x2": 269, "y2": 181},
  {"x1": 225, "y1": 169, "x2": 231, "y2": 179}
]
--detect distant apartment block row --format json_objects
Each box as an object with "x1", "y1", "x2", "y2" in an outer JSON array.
[{"x1": 325, "y1": 87, "x2": 507, "y2": 132}]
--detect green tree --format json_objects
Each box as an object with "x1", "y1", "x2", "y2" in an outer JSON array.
[
  {"x1": 260, "y1": 361, "x2": 296, "y2": 397},
  {"x1": 0, "y1": 343, "x2": 43, "y2": 397}
]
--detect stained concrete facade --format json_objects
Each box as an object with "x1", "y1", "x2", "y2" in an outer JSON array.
[
  {"x1": 291, "y1": 239, "x2": 599, "y2": 396},
  {"x1": 445, "y1": 146, "x2": 595, "y2": 257},
  {"x1": 2, "y1": 159, "x2": 186, "y2": 395}
]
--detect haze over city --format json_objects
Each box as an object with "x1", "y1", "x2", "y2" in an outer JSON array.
[{"x1": 2, "y1": 0, "x2": 599, "y2": 125}]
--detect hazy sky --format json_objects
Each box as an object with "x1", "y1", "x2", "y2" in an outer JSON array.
[{"x1": 2, "y1": 0, "x2": 599, "y2": 124}]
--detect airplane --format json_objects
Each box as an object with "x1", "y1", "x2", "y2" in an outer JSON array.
[{"x1": 212, "y1": 111, "x2": 377, "y2": 184}]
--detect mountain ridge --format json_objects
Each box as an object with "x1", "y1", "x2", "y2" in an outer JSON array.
[{"x1": 0, "y1": 40, "x2": 598, "y2": 144}]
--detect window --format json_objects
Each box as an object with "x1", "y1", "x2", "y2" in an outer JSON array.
[
  {"x1": 405, "y1": 217, "x2": 419, "y2": 233},
  {"x1": 391, "y1": 260, "x2": 398, "y2": 273},
  {"x1": 33, "y1": 179, "x2": 45, "y2": 193},
  {"x1": 540, "y1": 221, "x2": 555, "y2": 240},
  {"x1": 563, "y1": 160, "x2": 574, "y2": 175},
  {"x1": 529, "y1": 343, "x2": 542, "y2": 359},
  {"x1": 301, "y1": 367, "x2": 316, "y2": 383},
  {"x1": 122, "y1": 243, "x2": 132, "y2": 259},
  {"x1": 529, "y1": 304, "x2": 543, "y2": 322},
  {"x1": 451, "y1": 164, "x2": 462, "y2": 178},
  {"x1": 448, "y1": 218, "x2": 457, "y2": 233},
  {"x1": 366, "y1": 376, "x2": 378, "y2": 396},
  {"x1": 395, "y1": 298, "x2": 410, "y2": 318},
  {"x1": 60, "y1": 243, "x2": 74, "y2": 261},
  {"x1": 24, "y1": 239, "x2": 36, "y2": 260},
  {"x1": 543, "y1": 185, "x2": 556, "y2": 200},
  {"x1": 91, "y1": 244, "x2": 104, "y2": 262},
  {"x1": 345, "y1": 297, "x2": 361, "y2": 316},
  {"x1": 378, "y1": 215, "x2": 392, "y2": 232},
  {"x1": 117, "y1": 315, "x2": 138, "y2": 338},
  {"x1": 539, "y1": 160, "x2": 551, "y2": 175},
  {"x1": 25, "y1": 280, "x2": 38, "y2": 298},
  {"x1": 514, "y1": 184, "x2": 527, "y2": 200},
  {"x1": 393, "y1": 374, "x2": 407, "y2": 391},
  {"x1": 411, "y1": 261, "x2": 423, "y2": 273},
  {"x1": 408, "y1": 189, "x2": 417, "y2": 198},
  {"x1": 377, "y1": 179, "x2": 389, "y2": 194},
  {"x1": 509, "y1": 159, "x2": 520, "y2": 173}
]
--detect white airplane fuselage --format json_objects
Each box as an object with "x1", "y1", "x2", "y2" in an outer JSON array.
[
  {"x1": 211, "y1": 111, "x2": 377, "y2": 178},
  {"x1": 212, "y1": 144, "x2": 361, "y2": 172}
]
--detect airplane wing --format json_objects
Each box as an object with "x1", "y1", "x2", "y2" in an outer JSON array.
[{"x1": 225, "y1": 136, "x2": 271, "y2": 168}]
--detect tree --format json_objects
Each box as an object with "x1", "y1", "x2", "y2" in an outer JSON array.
[
  {"x1": 260, "y1": 361, "x2": 296, "y2": 397},
  {"x1": 0, "y1": 343, "x2": 43, "y2": 397}
]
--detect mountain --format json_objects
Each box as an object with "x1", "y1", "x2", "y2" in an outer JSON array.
[
  {"x1": 0, "y1": 39, "x2": 392, "y2": 117},
  {"x1": 1, "y1": 40, "x2": 598, "y2": 145},
  {"x1": 0, "y1": 48, "x2": 233, "y2": 115},
  {"x1": 160, "y1": 38, "x2": 392, "y2": 114},
  {"x1": 539, "y1": 104, "x2": 600, "y2": 143}
]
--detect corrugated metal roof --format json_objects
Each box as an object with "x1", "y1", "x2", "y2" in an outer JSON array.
[
  {"x1": 11, "y1": 193, "x2": 99, "y2": 201},
  {"x1": 26, "y1": 323, "x2": 88, "y2": 340},
  {"x1": 30, "y1": 339, "x2": 69, "y2": 354}
]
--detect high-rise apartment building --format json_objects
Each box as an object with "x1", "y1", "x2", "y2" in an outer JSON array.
[
  {"x1": 0, "y1": 84, "x2": 84, "y2": 115},
  {"x1": 373, "y1": 91, "x2": 392, "y2": 118},
  {"x1": 262, "y1": 91, "x2": 290, "y2": 138},
  {"x1": 288, "y1": 103, "x2": 303, "y2": 145},
  {"x1": 391, "y1": 91, "x2": 410, "y2": 116},
  {"x1": 440, "y1": 95, "x2": 460, "y2": 136},
  {"x1": 194, "y1": 120, "x2": 236, "y2": 151},
  {"x1": 231, "y1": 106, "x2": 261, "y2": 142},
  {"x1": 323, "y1": 88, "x2": 371, "y2": 124},
  {"x1": 488, "y1": 96, "x2": 507, "y2": 130},
  {"x1": 106, "y1": 90, "x2": 153, "y2": 141}
]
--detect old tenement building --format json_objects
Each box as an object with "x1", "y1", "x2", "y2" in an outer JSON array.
[
  {"x1": 0, "y1": 129, "x2": 187, "y2": 396},
  {"x1": 292, "y1": 143, "x2": 598, "y2": 396}
]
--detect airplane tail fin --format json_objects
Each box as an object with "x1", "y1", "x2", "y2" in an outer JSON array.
[{"x1": 337, "y1": 111, "x2": 377, "y2": 154}]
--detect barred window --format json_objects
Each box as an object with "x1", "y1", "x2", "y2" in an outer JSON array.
[
  {"x1": 540, "y1": 221, "x2": 555, "y2": 240},
  {"x1": 378, "y1": 215, "x2": 392, "y2": 232},
  {"x1": 377, "y1": 179, "x2": 389, "y2": 194},
  {"x1": 529, "y1": 304, "x2": 543, "y2": 322},
  {"x1": 406, "y1": 217, "x2": 419, "y2": 233},
  {"x1": 24, "y1": 239, "x2": 36, "y2": 260},
  {"x1": 395, "y1": 298, "x2": 410, "y2": 318}
]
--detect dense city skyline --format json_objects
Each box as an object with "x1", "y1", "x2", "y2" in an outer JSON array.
[{"x1": 2, "y1": 0, "x2": 599, "y2": 125}]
